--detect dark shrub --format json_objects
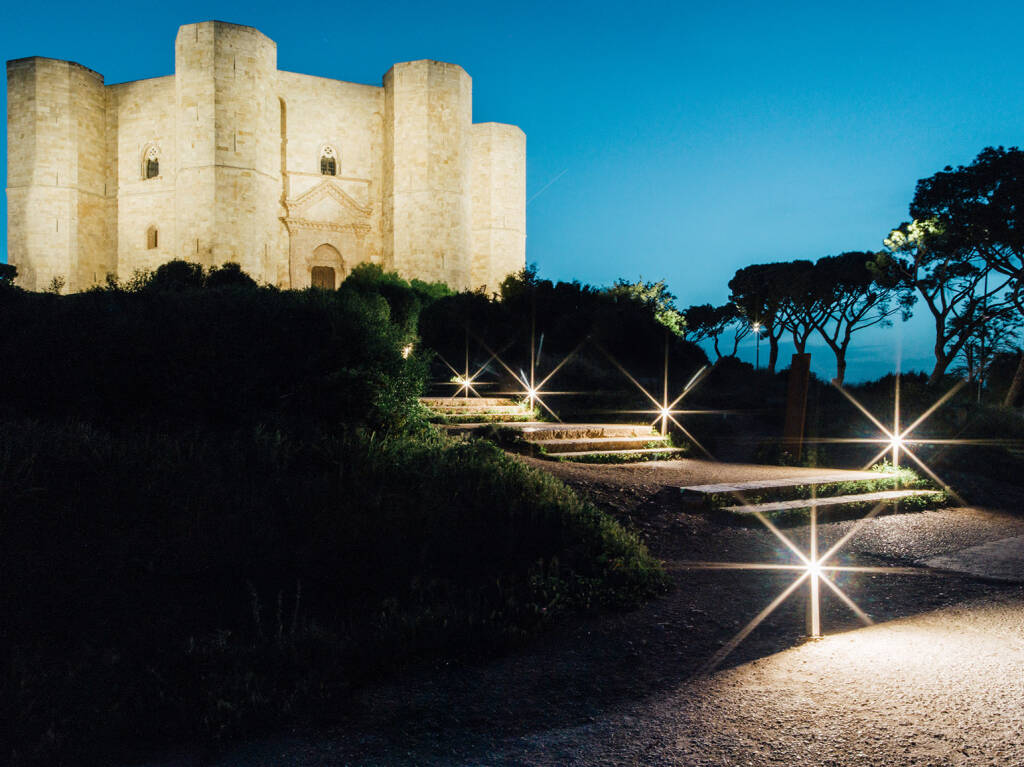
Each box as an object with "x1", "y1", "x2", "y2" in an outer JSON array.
[
  {"x1": 0, "y1": 279, "x2": 424, "y2": 432},
  {"x1": 0, "y1": 418, "x2": 667, "y2": 765}
]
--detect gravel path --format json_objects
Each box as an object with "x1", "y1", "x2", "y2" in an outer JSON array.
[
  {"x1": 925, "y1": 535, "x2": 1024, "y2": 582},
  {"x1": 472, "y1": 592, "x2": 1024, "y2": 767},
  {"x1": 140, "y1": 459, "x2": 1024, "y2": 767}
]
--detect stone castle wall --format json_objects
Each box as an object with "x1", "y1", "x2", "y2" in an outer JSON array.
[
  {"x1": 471, "y1": 122, "x2": 527, "y2": 291},
  {"x1": 107, "y1": 75, "x2": 176, "y2": 277},
  {"x1": 384, "y1": 60, "x2": 473, "y2": 289},
  {"x1": 6, "y1": 20, "x2": 525, "y2": 293},
  {"x1": 6, "y1": 58, "x2": 109, "y2": 292}
]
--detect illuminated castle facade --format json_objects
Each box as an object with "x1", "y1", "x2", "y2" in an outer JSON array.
[{"x1": 6, "y1": 21, "x2": 526, "y2": 292}]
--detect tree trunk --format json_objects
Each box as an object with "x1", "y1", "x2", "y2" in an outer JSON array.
[
  {"x1": 1004, "y1": 352, "x2": 1024, "y2": 407},
  {"x1": 928, "y1": 352, "x2": 950, "y2": 386},
  {"x1": 928, "y1": 315, "x2": 951, "y2": 385},
  {"x1": 792, "y1": 331, "x2": 806, "y2": 355},
  {"x1": 768, "y1": 337, "x2": 779, "y2": 374},
  {"x1": 832, "y1": 353, "x2": 846, "y2": 386}
]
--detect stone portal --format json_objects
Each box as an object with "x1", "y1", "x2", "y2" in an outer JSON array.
[{"x1": 311, "y1": 265, "x2": 336, "y2": 290}]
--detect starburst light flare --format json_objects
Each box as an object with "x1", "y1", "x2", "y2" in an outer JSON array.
[
  {"x1": 595, "y1": 338, "x2": 714, "y2": 456},
  {"x1": 681, "y1": 489, "x2": 957, "y2": 679},
  {"x1": 475, "y1": 330, "x2": 589, "y2": 423},
  {"x1": 817, "y1": 374, "x2": 970, "y2": 506},
  {"x1": 434, "y1": 331, "x2": 510, "y2": 400},
  {"x1": 685, "y1": 371, "x2": 990, "y2": 676}
]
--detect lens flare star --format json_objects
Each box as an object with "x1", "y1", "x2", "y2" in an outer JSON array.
[
  {"x1": 596, "y1": 337, "x2": 715, "y2": 457},
  {"x1": 820, "y1": 374, "x2": 969, "y2": 505},
  {"x1": 476, "y1": 330, "x2": 587, "y2": 423},
  {"x1": 434, "y1": 330, "x2": 508, "y2": 399},
  {"x1": 682, "y1": 495, "x2": 938, "y2": 678}
]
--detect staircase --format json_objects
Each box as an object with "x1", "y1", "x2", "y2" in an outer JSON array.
[
  {"x1": 680, "y1": 469, "x2": 948, "y2": 521},
  {"x1": 419, "y1": 396, "x2": 536, "y2": 424},
  {"x1": 514, "y1": 423, "x2": 684, "y2": 463},
  {"x1": 420, "y1": 397, "x2": 686, "y2": 463}
]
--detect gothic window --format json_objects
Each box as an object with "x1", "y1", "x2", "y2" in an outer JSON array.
[
  {"x1": 147, "y1": 226, "x2": 158, "y2": 250},
  {"x1": 320, "y1": 145, "x2": 337, "y2": 176},
  {"x1": 144, "y1": 145, "x2": 160, "y2": 179}
]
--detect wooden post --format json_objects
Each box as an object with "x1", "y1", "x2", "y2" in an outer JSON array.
[{"x1": 783, "y1": 353, "x2": 811, "y2": 462}]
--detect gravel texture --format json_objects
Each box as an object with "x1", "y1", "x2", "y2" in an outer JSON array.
[
  {"x1": 925, "y1": 535, "x2": 1024, "y2": 582},
  {"x1": 140, "y1": 458, "x2": 1024, "y2": 767}
]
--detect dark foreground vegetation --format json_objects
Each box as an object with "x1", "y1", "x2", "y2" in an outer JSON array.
[
  {"x1": 0, "y1": 265, "x2": 667, "y2": 766},
  {"x1": 2, "y1": 143, "x2": 1023, "y2": 765}
]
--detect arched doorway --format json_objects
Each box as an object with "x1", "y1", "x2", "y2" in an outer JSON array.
[
  {"x1": 311, "y1": 266, "x2": 335, "y2": 289},
  {"x1": 310, "y1": 243, "x2": 343, "y2": 289}
]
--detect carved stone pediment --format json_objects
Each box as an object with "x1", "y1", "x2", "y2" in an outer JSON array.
[{"x1": 283, "y1": 180, "x2": 372, "y2": 234}]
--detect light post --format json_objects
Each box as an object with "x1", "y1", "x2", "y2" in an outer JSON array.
[{"x1": 752, "y1": 321, "x2": 762, "y2": 369}]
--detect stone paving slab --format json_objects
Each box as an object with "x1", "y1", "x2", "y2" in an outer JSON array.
[
  {"x1": 420, "y1": 397, "x2": 518, "y2": 407},
  {"x1": 923, "y1": 535, "x2": 1024, "y2": 582},
  {"x1": 680, "y1": 470, "x2": 885, "y2": 495},
  {"x1": 721, "y1": 488, "x2": 942, "y2": 514},
  {"x1": 554, "y1": 447, "x2": 684, "y2": 458},
  {"x1": 539, "y1": 436, "x2": 668, "y2": 453}
]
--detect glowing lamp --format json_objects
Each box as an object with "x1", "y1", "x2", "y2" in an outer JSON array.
[{"x1": 888, "y1": 432, "x2": 905, "y2": 467}]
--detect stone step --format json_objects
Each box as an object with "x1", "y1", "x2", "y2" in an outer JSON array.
[
  {"x1": 420, "y1": 396, "x2": 518, "y2": 408},
  {"x1": 538, "y1": 436, "x2": 669, "y2": 454},
  {"x1": 518, "y1": 423, "x2": 655, "y2": 440},
  {"x1": 431, "y1": 412, "x2": 536, "y2": 424},
  {"x1": 436, "y1": 421, "x2": 548, "y2": 434},
  {"x1": 720, "y1": 489, "x2": 944, "y2": 515},
  {"x1": 429, "y1": 405, "x2": 527, "y2": 414},
  {"x1": 679, "y1": 469, "x2": 888, "y2": 493},
  {"x1": 554, "y1": 447, "x2": 685, "y2": 461},
  {"x1": 680, "y1": 471, "x2": 886, "y2": 498}
]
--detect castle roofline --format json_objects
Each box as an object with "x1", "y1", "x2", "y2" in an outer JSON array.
[
  {"x1": 6, "y1": 57, "x2": 104, "y2": 81},
  {"x1": 177, "y1": 20, "x2": 276, "y2": 45},
  {"x1": 277, "y1": 69, "x2": 383, "y2": 92},
  {"x1": 106, "y1": 73, "x2": 175, "y2": 89},
  {"x1": 473, "y1": 122, "x2": 527, "y2": 136},
  {"x1": 384, "y1": 60, "x2": 469, "y2": 78}
]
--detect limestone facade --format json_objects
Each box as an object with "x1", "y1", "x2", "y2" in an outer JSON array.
[{"x1": 6, "y1": 21, "x2": 525, "y2": 293}]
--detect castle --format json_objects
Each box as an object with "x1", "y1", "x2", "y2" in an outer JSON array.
[{"x1": 6, "y1": 21, "x2": 526, "y2": 293}]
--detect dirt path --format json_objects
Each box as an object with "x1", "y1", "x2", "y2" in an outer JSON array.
[{"x1": 142, "y1": 458, "x2": 1024, "y2": 767}]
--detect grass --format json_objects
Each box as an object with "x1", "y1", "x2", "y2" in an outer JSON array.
[{"x1": 552, "y1": 446, "x2": 688, "y2": 464}]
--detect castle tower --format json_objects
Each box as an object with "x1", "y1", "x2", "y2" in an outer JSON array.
[
  {"x1": 6, "y1": 57, "x2": 110, "y2": 291},
  {"x1": 174, "y1": 22, "x2": 283, "y2": 277},
  {"x1": 384, "y1": 60, "x2": 473, "y2": 290},
  {"x1": 470, "y1": 123, "x2": 526, "y2": 291}
]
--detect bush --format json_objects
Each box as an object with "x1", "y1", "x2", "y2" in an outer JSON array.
[
  {"x1": 0, "y1": 264, "x2": 668, "y2": 764},
  {"x1": 341, "y1": 262, "x2": 452, "y2": 338},
  {"x1": 0, "y1": 274, "x2": 425, "y2": 432},
  {"x1": 0, "y1": 419, "x2": 667, "y2": 765}
]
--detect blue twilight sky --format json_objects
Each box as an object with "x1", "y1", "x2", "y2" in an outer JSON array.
[{"x1": 3, "y1": 0, "x2": 1023, "y2": 381}]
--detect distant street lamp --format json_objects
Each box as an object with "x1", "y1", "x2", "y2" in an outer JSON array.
[{"x1": 752, "y1": 321, "x2": 763, "y2": 369}]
